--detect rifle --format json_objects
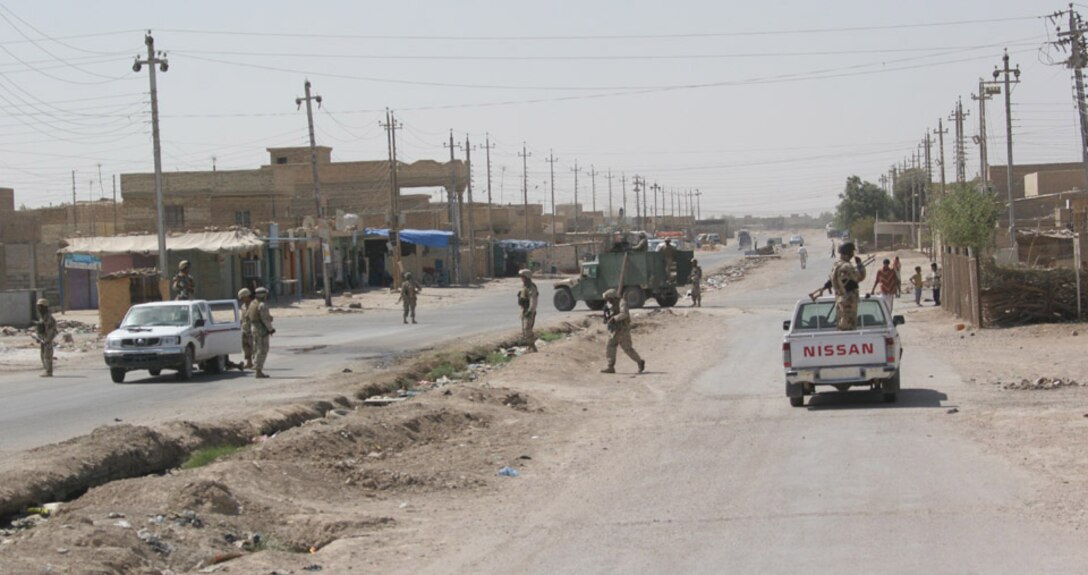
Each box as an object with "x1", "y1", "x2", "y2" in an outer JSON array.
[
  {"x1": 604, "y1": 252, "x2": 630, "y2": 331},
  {"x1": 809, "y1": 255, "x2": 876, "y2": 301}
]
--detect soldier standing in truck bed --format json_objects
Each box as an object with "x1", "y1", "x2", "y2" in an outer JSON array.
[{"x1": 830, "y1": 242, "x2": 866, "y2": 331}]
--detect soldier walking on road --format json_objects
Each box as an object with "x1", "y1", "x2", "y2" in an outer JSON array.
[
  {"x1": 172, "y1": 260, "x2": 195, "y2": 300},
  {"x1": 690, "y1": 259, "x2": 703, "y2": 307},
  {"x1": 249, "y1": 286, "x2": 275, "y2": 378},
  {"x1": 238, "y1": 288, "x2": 254, "y2": 369},
  {"x1": 397, "y1": 272, "x2": 422, "y2": 324},
  {"x1": 830, "y1": 242, "x2": 867, "y2": 331},
  {"x1": 601, "y1": 289, "x2": 645, "y2": 374},
  {"x1": 518, "y1": 269, "x2": 539, "y2": 352},
  {"x1": 34, "y1": 298, "x2": 57, "y2": 377}
]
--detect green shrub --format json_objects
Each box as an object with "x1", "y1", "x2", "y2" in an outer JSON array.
[{"x1": 181, "y1": 445, "x2": 244, "y2": 469}]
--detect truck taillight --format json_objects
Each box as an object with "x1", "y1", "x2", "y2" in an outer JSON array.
[
  {"x1": 782, "y1": 342, "x2": 791, "y2": 368},
  {"x1": 885, "y1": 337, "x2": 896, "y2": 363}
]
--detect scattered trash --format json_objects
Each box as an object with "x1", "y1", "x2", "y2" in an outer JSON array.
[
  {"x1": 114, "y1": 520, "x2": 132, "y2": 529},
  {"x1": 502, "y1": 393, "x2": 527, "y2": 408},
  {"x1": 363, "y1": 395, "x2": 408, "y2": 406},
  {"x1": 342, "y1": 368, "x2": 353, "y2": 373},
  {"x1": 348, "y1": 303, "x2": 362, "y2": 309},
  {"x1": 106, "y1": 512, "x2": 125, "y2": 519},
  {"x1": 137, "y1": 528, "x2": 171, "y2": 555},
  {"x1": 1000, "y1": 377, "x2": 1081, "y2": 391},
  {"x1": 518, "y1": 455, "x2": 532, "y2": 460},
  {"x1": 497, "y1": 466, "x2": 520, "y2": 477},
  {"x1": 946, "y1": 408, "x2": 959, "y2": 414},
  {"x1": 233, "y1": 532, "x2": 263, "y2": 551},
  {"x1": 303, "y1": 565, "x2": 323, "y2": 572}
]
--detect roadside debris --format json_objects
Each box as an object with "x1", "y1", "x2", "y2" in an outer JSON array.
[
  {"x1": 999, "y1": 377, "x2": 1081, "y2": 391},
  {"x1": 497, "y1": 466, "x2": 520, "y2": 477}
]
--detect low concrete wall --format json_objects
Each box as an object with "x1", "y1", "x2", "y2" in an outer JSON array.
[{"x1": 0, "y1": 289, "x2": 36, "y2": 328}]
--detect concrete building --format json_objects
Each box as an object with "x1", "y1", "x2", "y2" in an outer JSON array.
[{"x1": 987, "y1": 162, "x2": 1085, "y2": 204}]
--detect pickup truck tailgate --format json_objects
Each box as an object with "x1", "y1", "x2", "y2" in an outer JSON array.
[{"x1": 789, "y1": 333, "x2": 886, "y2": 369}]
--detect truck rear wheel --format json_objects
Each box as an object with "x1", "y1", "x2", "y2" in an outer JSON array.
[
  {"x1": 110, "y1": 368, "x2": 126, "y2": 383},
  {"x1": 553, "y1": 287, "x2": 575, "y2": 312},
  {"x1": 623, "y1": 286, "x2": 646, "y2": 309},
  {"x1": 586, "y1": 300, "x2": 606, "y2": 311},
  {"x1": 790, "y1": 396, "x2": 804, "y2": 407},
  {"x1": 655, "y1": 288, "x2": 679, "y2": 308},
  {"x1": 883, "y1": 369, "x2": 901, "y2": 403},
  {"x1": 149, "y1": 368, "x2": 161, "y2": 376}
]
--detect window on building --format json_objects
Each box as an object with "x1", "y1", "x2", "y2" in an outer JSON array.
[
  {"x1": 276, "y1": 157, "x2": 288, "y2": 165},
  {"x1": 165, "y1": 205, "x2": 184, "y2": 227},
  {"x1": 234, "y1": 210, "x2": 251, "y2": 227}
]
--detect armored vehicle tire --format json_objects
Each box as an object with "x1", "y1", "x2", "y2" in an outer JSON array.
[
  {"x1": 883, "y1": 392, "x2": 898, "y2": 403},
  {"x1": 176, "y1": 346, "x2": 195, "y2": 381},
  {"x1": 656, "y1": 288, "x2": 680, "y2": 308},
  {"x1": 586, "y1": 300, "x2": 606, "y2": 311},
  {"x1": 149, "y1": 368, "x2": 161, "y2": 376},
  {"x1": 883, "y1": 369, "x2": 901, "y2": 403},
  {"x1": 623, "y1": 286, "x2": 646, "y2": 309},
  {"x1": 790, "y1": 396, "x2": 804, "y2": 407},
  {"x1": 110, "y1": 368, "x2": 126, "y2": 383},
  {"x1": 553, "y1": 287, "x2": 576, "y2": 312}
]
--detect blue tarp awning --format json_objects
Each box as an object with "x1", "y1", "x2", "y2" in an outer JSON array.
[{"x1": 364, "y1": 228, "x2": 454, "y2": 248}]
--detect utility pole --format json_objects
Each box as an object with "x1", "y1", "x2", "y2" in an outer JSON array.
[
  {"x1": 443, "y1": 131, "x2": 461, "y2": 284},
  {"x1": 620, "y1": 173, "x2": 627, "y2": 224},
  {"x1": 950, "y1": 99, "x2": 969, "y2": 186},
  {"x1": 71, "y1": 170, "x2": 77, "y2": 234},
  {"x1": 546, "y1": 151, "x2": 559, "y2": 245},
  {"x1": 972, "y1": 79, "x2": 998, "y2": 190},
  {"x1": 112, "y1": 174, "x2": 117, "y2": 232},
  {"x1": 995, "y1": 49, "x2": 1021, "y2": 245},
  {"x1": 132, "y1": 32, "x2": 169, "y2": 278},
  {"x1": 519, "y1": 143, "x2": 531, "y2": 238},
  {"x1": 381, "y1": 109, "x2": 403, "y2": 287},
  {"x1": 935, "y1": 119, "x2": 948, "y2": 195},
  {"x1": 605, "y1": 169, "x2": 615, "y2": 227},
  {"x1": 633, "y1": 176, "x2": 642, "y2": 230},
  {"x1": 295, "y1": 79, "x2": 332, "y2": 306},
  {"x1": 651, "y1": 182, "x2": 661, "y2": 232},
  {"x1": 570, "y1": 161, "x2": 582, "y2": 233},
  {"x1": 463, "y1": 134, "x2": 477, "y2": 282},
  {"x1": 484, "y1": 134, "x2": 496, "y2": 241},
  {"x1": 588, "y1": 165, "x2": 598, "y2": 216},
  {"x1": 1055, "y1": 6, "x2": 1088, "y2": 191},
  {"x1": 695, "y1": 189, "x2": 702, "y2": 220}
]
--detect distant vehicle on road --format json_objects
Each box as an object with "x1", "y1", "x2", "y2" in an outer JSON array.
[
  {"x1": 104, "y1": 300, "x2": 242, "y2": 383},
  {"x1": 737, "y1": 229, "x2": 752, "y2": 251},
  {"x1": 781, "y1": 296, "x2": 904, "y2": 407},
  {"x1": 789, "y1": 234, "x2": 804, "y2": 246}
]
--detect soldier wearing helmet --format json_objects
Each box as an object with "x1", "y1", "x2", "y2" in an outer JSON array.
[
  {"x1": 830, "y1": 242, "x2": 867, "y2": 331},
  {"x1": 238, "y1": 288, "x2": 254, "y2": 368},
  {"x1": 517, "y1": 269, "x2": 539, "y2": 352},
  {"x1": 247, "y1": 286, "x2": 275, "y2": 378},
  {"x1": 34, "y1": 298, "x2": 57, "y2": 377},
  {"x1": 689, "y1": 258, "x2": 703, "y2": 307},
  {"x1": 397, "y1": 271, "x2": 422, "y2": 324},
  {"x1": 172, "y1": 260, "x2": 195, "y2": 300},
  {"x1": 601, "y1": 289, "x2": 644, "y2": 374}
]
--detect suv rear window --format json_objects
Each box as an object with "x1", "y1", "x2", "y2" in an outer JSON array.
[{"x1": 794, "y1": 299, "x2": 887, "y2": 331}]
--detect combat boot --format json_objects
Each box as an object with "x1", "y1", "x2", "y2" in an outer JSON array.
[
  {"x1": 637, "y1": 360, "x2": 646, "y2": 373},
  {"x1": 600, "y1": 366, "x2": 615, "y2": 373},
  {"x1": 255, "y1": 370, "x2": 269, "y2": 379}
]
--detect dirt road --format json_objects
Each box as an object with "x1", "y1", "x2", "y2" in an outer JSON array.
[{"x1": 4, "y1": 236, "x2": 1088, "y2": 574}]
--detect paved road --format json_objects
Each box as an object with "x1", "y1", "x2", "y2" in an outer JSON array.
[
  {"x1": 0, "y1": 247, "x2": 743, "y2": 455},
  {"x1": 418, "y1": 241, "x2": 1088, "y2": 574}
]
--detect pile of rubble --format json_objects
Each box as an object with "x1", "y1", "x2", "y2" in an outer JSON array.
[
  {"x1": 1000, "y1": 377, "x2": 1081, "y2": 391},
  {"x1": 702, "y1": 259, "x2": 766, "y2": 293}
]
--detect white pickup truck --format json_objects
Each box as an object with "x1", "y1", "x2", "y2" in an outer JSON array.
[
  {"x1": 104, "y1": 300, "x2": 242, "y2": 383},
  {"x1": 782, "y1": 296, "x2": 904, "y2": 407}
]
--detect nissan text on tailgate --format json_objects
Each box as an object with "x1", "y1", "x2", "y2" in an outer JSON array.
[{"x1": 782, "y1": 296, "x2": 904, "y2": 407}]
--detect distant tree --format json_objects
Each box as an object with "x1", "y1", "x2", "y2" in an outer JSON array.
[
  {"x1": 892, "y1": 168, "x2": 930, "y2": 222},
  {"x1": 850, "y1": 216, "x2": 876, "y2": 246},
  {"x1": 835, "y1": 176, "x2": 893, "y2": 229},
  {"x1": 930, "y1": 184, "x2": 1001, "y2": 251}
]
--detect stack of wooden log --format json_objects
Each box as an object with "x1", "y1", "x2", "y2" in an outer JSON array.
[{"x1": 980, "y1": 261, "x2": 1088, "y2": 327}]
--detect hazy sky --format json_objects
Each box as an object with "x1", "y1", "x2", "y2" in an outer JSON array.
[{"x1": 0, "y1": 0, "x2": 1077, "y2": 217}]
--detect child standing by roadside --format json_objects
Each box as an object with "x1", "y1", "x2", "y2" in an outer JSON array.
[{"x1": 910, "y1": 266, "x2": 924, "y2": 306}]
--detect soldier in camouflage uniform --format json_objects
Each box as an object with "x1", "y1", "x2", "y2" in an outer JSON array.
[
  {"x1": 249, "y1": 286, "x2": 275, "y2": 378},
  {"x1": 34, "y1": 298, "x2": 57, "y2": 377},
  {"x1": 690, "y1": 259, "x2": 703, "y2": 307},
  {"x1": 397, "y1": 272, "x2": 422, "y2": 324},
  {"x1": 172, "y1": 260, "x2": 195, "y2": 300},
  {"x1": 238, "y1": 288, "x2": 254, "y2": 369},
  {"x1": 830, "y1": 242, "x2": 867, "y2": 331},
  {"x1": 601, "y1": 289, "x2": 645, "y2": 374},
  {"x1": 518, "y1": 269, "x2": 539, "y2": 352}
]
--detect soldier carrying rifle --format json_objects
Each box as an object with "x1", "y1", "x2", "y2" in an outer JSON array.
[
  {"x1": 830, "y1": 242, "x2": 867, "y2": 330},
  {"x1": 33, "y1": 298, "x2": 57, "y2": 377}
]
